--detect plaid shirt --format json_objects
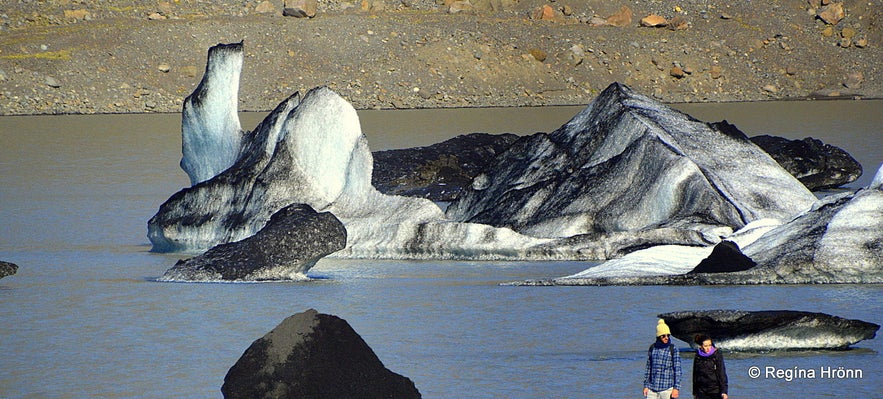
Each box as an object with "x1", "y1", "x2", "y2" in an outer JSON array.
[{"x1": 644, "y1": 343, "x2": 682, "y2": 391}]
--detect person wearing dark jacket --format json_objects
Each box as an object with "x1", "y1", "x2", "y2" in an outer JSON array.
[{"x1": 692, "y1": 334, "x2": 728, "y2": 399}]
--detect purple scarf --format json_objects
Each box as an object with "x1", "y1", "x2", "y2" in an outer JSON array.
[{"x1": 698, "y1": 346, "x2": 716, "y2": 357}]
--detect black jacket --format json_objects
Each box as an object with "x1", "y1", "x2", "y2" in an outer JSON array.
[{"x1": 692, "y1": 348, "x2": 728, "y2": 395}]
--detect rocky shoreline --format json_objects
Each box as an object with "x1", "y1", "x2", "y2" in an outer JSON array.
[{"x1": 1, "y1": 0, "x2": 881, "y2": 115}]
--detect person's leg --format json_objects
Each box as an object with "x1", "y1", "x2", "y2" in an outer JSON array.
[{"x1": 646, "y1": 388, "x2": 673, "y2": 399}]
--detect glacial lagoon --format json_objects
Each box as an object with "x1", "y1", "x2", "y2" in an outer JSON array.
[{"x1": 0, "y1": 100, "x2": 881, "y2": 398}]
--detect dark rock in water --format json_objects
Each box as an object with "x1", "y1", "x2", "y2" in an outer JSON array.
[
  {"x1": 372, "y1": 133, "x2": 520, "y2": 201},
  {"x1": 447, "y1": 82, "x2": 815, "y2": 240},
  {"x1": 749, "y1": 134, "x2": 862, "y2": 190},
  {"x1": 0, "y1": 261, "x2": 18, "y2": 279},
  {"x1": 159, "y1": 204, "x2": 346, "y2": 282},
  {"x1": 688, "y1": 240, "x2": 755, "y2": 274},
  {"x1": 659, "y1": 310, "x2": 880, "y2": 351},
  {"x1": 222, "y1": 309, "x2": 422, "y2": 399}
]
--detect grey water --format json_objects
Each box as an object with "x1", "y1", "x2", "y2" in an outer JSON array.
[{"x1": 0, "y1": 101, "x2": 881, "y2": 398}]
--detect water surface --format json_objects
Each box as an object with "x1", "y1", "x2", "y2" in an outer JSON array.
[{"x1": 0, "y1": 102, "x2": 880, "y2": 398}]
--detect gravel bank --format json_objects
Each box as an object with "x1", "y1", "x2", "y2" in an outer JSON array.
[{"x1": 0, "y1": 0, "x2": 880, "y2": 115}]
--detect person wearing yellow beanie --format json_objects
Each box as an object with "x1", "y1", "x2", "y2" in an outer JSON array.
[
  {"x1": 656, "y1": 318, "x2": 671, "y2": 337},
  {"x1": 643, "y1": 319, "x2": 682, "y2": 399}
]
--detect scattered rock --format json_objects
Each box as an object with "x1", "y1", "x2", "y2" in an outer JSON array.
[
  {"x1": 283, "y1": 0, "x2": 317, "y2": 18},
  {"x1": 157, "y1": 63, "x2": 171, "y2": 73},
  {"x1": 567, "y1": 44, "x2": 585, "y2": 66},
  {"x1": 64, "y1": 9, "x2": 91, "y2": 20},
  {"x1": 147, "y1": 12, "x2": 167, "y2": 20},
  {"x1": 158, "y1": 1, "x2": 174, "y2": 15},
  {"x1": 254, "y1": 1, "x2": 279, "y2": 14},
  {"x1": 762, "y1": 84, "x2": 778, "y2": 93},
  {"x1": 709, "y1": 65, "x2": 723, "y2": 79},
  {"x1": 606, "y1": 5, "x2": 633, "y2": 27},
  {"x1": 448, "y1": 1, "x2": 474, "y2": 14},
  {"x1": 670, "y1": 66, "x2": 686, "y2": 79},
  {"x1": 529, "y1": 48, "x2": 547, "y2": 62},
  {"x1": 844, "y1": 71, "x2": 863, "y2": 89},
  {"x1": 159, "y1": 204, "x2": 347, "y2": 282},
  {"x1": 531, "y1": 5, "x2": 560, "y2": 21},
  {"x1": 855, "y1": 37, "x2": 868, "y2": 48},
  {"x1": 821, "y1": 25, "x2": 835, "y2": 37},
  {"x1": 668, "y1": 16, "x2": 688, "y2": 30},
  {"x1": 0, "y1": 261, "x2": 18, "y2": 280},
  {"x1": 817, "y1": 2, "x2": 844, "y2": 25},
  {"x1": 640, "y1": 14, "x2": 668, "y2": 27},
  {"x1": 222, "y1": 309, "x2": 422, "y2": 399},
  {"x1": 45, "y1": 76, "x2": 61, "y2": 88}
]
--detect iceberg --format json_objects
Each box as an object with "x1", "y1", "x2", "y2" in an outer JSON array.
[
  {"x1": 660, "y1": 310, "x2": 880, "y2": 351},
  {"x1": 150, "y1": 44, "x2": 555, "y2": 260},
  {"x1": 544, "y1": 164, "x2": 883, "y2": 285},
  {"x1": 446, "y1": 83, "x2": 816, "y2": 240},
  {"x1": 180, "y1": 42, "x2": 244, "y2": 186},
  {"x1": 150, "y1": 43, "x2": 828, "y2": 264}
]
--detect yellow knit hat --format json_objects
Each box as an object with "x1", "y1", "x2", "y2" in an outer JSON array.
[{"x1": 656, "y1": 319, "x2": 671, "y2": 337}]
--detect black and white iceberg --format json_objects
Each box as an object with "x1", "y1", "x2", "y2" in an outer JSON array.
[
  {"x1": 150, "y1": 43, "x2": 827, "y2": 265},
  {"x1": 446, "y1": 83, "x2": 816, "y2": 241},
  {"x1": 546, "y1": 164, "x2": 883, "y2": 285},
  {"x1": 660, "y1": 310, "x2": 880, "y2": 351}
]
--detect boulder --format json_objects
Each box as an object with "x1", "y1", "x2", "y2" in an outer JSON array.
[
  {"x1": 640, "y1": 14, "x2": 668, "y2": 27},
  {"x1": 371, "y1": 133, "x2": 519, "y2": 201},
  {"x1": 749, "y1": 134, "x2": 862, "y2": 190},
  {"x1": 0, "y1": 261, "x2": 18, "y2": 279},
  {"x1": 158, "y1": 204, "x2": 346, "y2": 282},
  {"x1": 447, "y1": 83, "x2": 816, "y2": 241},
  {"x1": 818, "y1": 2, "x2": 845, "y2": 25},
  {"x1": 222, "y1": 309, "x2": 422, "y2": 398},
  {"x1": 659, "y1": 310, "x2": 879, "y2": 351},
  {"x1": 688, "y1": 240, "x2": 755, "y2": 274}
]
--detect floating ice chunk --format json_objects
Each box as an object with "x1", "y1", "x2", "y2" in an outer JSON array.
[{"x1": 181, "y1": 42, "x2": 244, "y2": 186}]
